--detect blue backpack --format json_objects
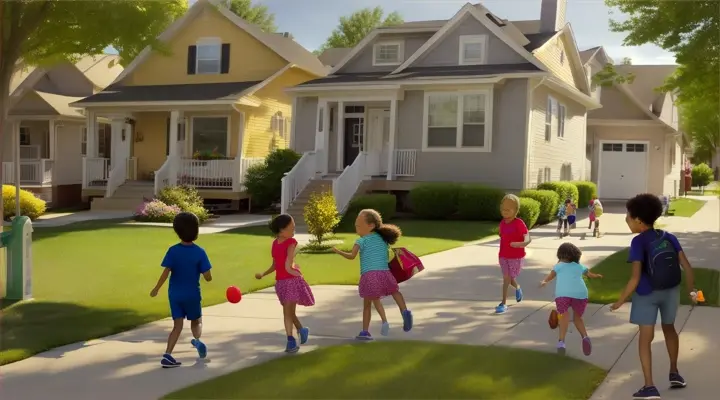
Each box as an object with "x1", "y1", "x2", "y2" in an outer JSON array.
[{"x1": 644, "y1": 230, "x2": 682, "y2": 290}]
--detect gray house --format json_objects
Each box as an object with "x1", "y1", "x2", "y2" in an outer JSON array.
[{"x1": 282, "y1": 1, "x2": 601, "y2": 216}]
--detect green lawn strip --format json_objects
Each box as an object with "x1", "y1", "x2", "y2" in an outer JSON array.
[
  {"x1": 0, "y1": 219, "x2": 495, "y2": 365},
  {"x1": 686, "y1": 189, "x2": 720, "y2": 196},
  {"x1": 163, "y1": 342, "x2": 606, "y2": 400},
  {"x1": 587, "y1": 248, "x2": 719, "y2": 306},
  {"x1": 668, "y1": 198, "x2": 706, "y2": 217}
]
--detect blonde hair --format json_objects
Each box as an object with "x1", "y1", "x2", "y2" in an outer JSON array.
[
  {"x1": 358, "y1": 209, "x2": 402, "y2": 245},
  {"x1": 501, "y1": 194, "x2": 521, "y2": 215}
]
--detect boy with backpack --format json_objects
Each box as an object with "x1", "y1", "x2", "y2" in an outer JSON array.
[{"x1": 610, "y1": 194, "x2": 697, "y2": 399}]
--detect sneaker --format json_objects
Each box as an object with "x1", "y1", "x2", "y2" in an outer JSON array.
[
  {"x1": 380, "y1": 321, "x2": 390, "y2": 336},
  {"x1": 356, "y1": 331, "x2": 373, "y2": 341},
  {"x1": 299, "y1": 327, "x2": 310, "y2": 345},
  {"x1": 401, "y1": 310, "x2": 413, "y2": 332},
  {"x1": 556, "y1": 340, "x2": 566, "y2": 355},
  {"x1": 161, "y1": 353, "x2": 181, "y2": 368},
  {"x1": 669, "y1": 372, "x2": 686, "y2": 389},
  {"x1": 190, "y1": 338, "x2": 207, "y2": 359},
  {"x1": 285, "y1": 336, "x2": 299, "y2": 353},
  {"x1": 495, "y1": 303, "x2": 507, "y2": 314},
  {"x1": 582, "y1": 337, "x2": 592, "y2": 356},
  {"x1": 515, "y1": 287, "x2": 524, "y2": 303},
  {"x1": 632, "y1": 386, "x2": 661, "y2": 399}
]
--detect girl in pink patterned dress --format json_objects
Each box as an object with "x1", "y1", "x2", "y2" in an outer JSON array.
[{"x1": 255, "y1": 214, "x2": 315, "y2": 353}]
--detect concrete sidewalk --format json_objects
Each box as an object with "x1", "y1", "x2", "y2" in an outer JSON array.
[{"x1": 1, "y1": 199, "x2": 718, "y2": 400}]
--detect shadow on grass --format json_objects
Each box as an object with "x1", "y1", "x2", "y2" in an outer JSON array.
[{"x1": 30, "y1": 218, "x2": 141, "y2": 242}]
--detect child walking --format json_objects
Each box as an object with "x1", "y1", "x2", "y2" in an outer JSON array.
[
  {"x1": 497, "y1": 194, "x2": 531, "y2": 314},
  {"x1": 557, "y1": 199, "x2": 574, "y2": 237},
  {"x1": 588, "y1": 198, "x2": 603, "y2": 237},
  {"x1": 333, "y1": 209, "x2": 413, "y2": 339},
  {"x1": 540, "y1": 243, "x2": 602, "y2": 355},
  {"x1": 256, "y1": 214, "x2": 315, "y2": 353},
  {"x1": 150, "y1": 212, "x2": 213, "y2": 368}
]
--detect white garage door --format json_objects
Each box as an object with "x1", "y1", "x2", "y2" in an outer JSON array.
[{"x1": 598, "y1": 142, "x2": 648, "y2": 199}]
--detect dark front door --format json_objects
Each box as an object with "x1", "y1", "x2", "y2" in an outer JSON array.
[{"x1": 344, "y1": 117, "x2": 363, "y2": 167}]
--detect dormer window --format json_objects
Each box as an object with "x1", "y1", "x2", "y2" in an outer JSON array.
[
  {"x1": 459, "y1": 35, "x2": 488, "y2": 65},
  {"x1": 187, "y1": 37, "x2": 230, "y2": 75},
  {"x1": 372, "y1": 41, "x2": 404, "y2": 66}
]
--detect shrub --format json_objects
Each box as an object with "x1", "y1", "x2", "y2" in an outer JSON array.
[
  {"x1": 2, "y1": 185, "x2": 47, "y2": 221},
  {"x1": 692, "y1": 163, "x2": 714, "y2": 187},
  {"x1": 457, "y1": 185, "x2": 506, "y2": 221},
  {"x1": 537, "y1": 182, "x2": 579, "y2": 206},
  {"x1": 304, "y1": 191, "x2": 340, "y2": 244},
  {"x1": 409, "y1": 183, "x2": 460, "y2": 219},
  {"x1": 340, "y1": 194, "x2": 397, "y2": 229},
  {"x1": 158, "y1": 185, "x2": 209, "y2": 222},
  {"x1": 517, "y1": 197, "x2": 541, "y2": 228},
  {"x1": 134, "y1": 199, "x2": 181, "y2": 223},
  {"x1": 519, "y1": 189, "x2": 559, "y2": 224},
  {"x1": 244, "y1": 149, "x2": 301, "y2": 209},
  {"x1": 570, "y1": 181, "x2": 597, "y2": 206}
]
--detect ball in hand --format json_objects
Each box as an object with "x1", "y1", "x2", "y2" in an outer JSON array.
[
  {"x1": 548, "y1": 309, "x2": 559, "y2": 330},
  {"x1": 226, "y1": 286, "x2": 242, "y2": 304}
]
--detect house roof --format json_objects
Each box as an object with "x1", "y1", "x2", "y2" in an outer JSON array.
[
  {"x1": 524, "y1": 31, "x2": 559, "y2": 52},
  {"x1": 74, "y1": 54, "x2": 124, "y2": 89},
  {"x1": 318, "y1": 48, "x2": 351, "y2": 67},
  {"x1": 9, "y1": 65, "x2": 37, "y2": 95},
  {"x1": 579, "y1": 47, "x2": 601, "y2": 64},
  {"x1": 616, "y1": 64, "x2": 677, "y2": 107},
  {"x1": 33, "y1": 91, "x2": 85, "y2": 117},
  {"x1": 74, "y1": 81, "x2": 261, "y2": 104}
]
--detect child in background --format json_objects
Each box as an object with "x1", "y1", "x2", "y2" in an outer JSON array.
[
  {"x1": 496, "y1": 194, "x2": 531, "y2": 314},
  {"x1": 589, "y1": 199, "x2": 603, "y2": 237},
  {"x1": 566, "y1": 199, "x2": 577, "y2": 232},
  {"x1": 333, "y1": 209, "x2": 413, "y2": 339},
  {"x1": 150, "y1": 212, "x2": 213, "y2": 368},
  {"x1": 540, "y1": 243, "x2": 602, "y2": 355},
  {"x1": 557, "y1": 199, "x2": 572, "y2": 236},
  {"x1": 256, "y1": 214, "x2": 315, "y2": 353},
  {"x1": 588, "y1": 197, "x2": 597, "y2": 230}
]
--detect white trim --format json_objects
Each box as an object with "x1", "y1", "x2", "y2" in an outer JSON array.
[
  {"x1": 237, "y1": 111, "x2": 246, "y2": 158},
  {"x1": 189, "y1": 114, "x2": 232, "y2": 157},
  {"x1": 558, "y1": 102, "x2": 566, "y2": 138},
  {"x1": 458, "y1": 35, "x2": 489, "y2": 65},
  {"x1": 289, "y1": 96, "x2": 298, "y2": 150},
  {"x1": 73, "y1": 98, "x2": 261, "y2": 108},
  {"x1": 422, "y1": 88, "x2": 493, "y2": 152},
  {"x1": 372, "y1": 40, "x2": 405, "y2": 66},
  {"x1": 387, "y1": 99, "x2": 398, "y2": 180},
  {"x1": 531, "y1": 26, "x2": 591, "y2": 94},
  {"x1": 195, "y1": 37, "x2": 222, "y2": 75},
  {"x1": 543, "y1": 77, "x2": 602, "y2": 109},
  {"x1": 336, "y1": 101, "x2": 345, "y2": 171},
  {"x1": 391, "y1": 3, "x2": 547, "y2": 75},
  {"x1": 588, "y1": 119, "x2": 663, "y2": 127},
  {"x1": 545, "y1": 95, "x2": 555, "y2": 142},
  {"x1": 596, "y1": 139, "x2": 650, "y2": 198}
]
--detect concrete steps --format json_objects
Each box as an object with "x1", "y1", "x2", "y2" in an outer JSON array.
[
  {"x1": 90, "y1": 181, "x2": 154, "y2": 211},
  {"x1": 287, "y1": 179, "x2": 333, "y2": 226}
]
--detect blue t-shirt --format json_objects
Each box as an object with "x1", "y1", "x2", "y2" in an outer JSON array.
[
  {"x1": 628, "y1": 230, "x2": 683, "y2": 295},
  {"x1": 355, "y1": 233, "x2": 390, "y2": 275},
  {"x1": 161, "y1": 243, "x2": 212, "y2": 300},
  {"x1": 553, "y1": 262, "x2": 589, "y2": 299}
]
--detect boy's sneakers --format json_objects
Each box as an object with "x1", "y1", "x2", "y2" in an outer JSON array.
[
  {"x1": 495, "y1": 303, "x2": 507, "y2": 314},
  {"x1": 632, "y1": 386, "x2": 661, "y2": 399},
  {"x1": 161, "y1": 353, "x2": 181, "y2": 368},
  {"x1": 190, "y1": 338, "x2": 207, "y2": 359},
  {"x1": 556, "y1": 340, "x2": 566, "y2": 355},
  {"x1": 582, "y1": 337, "x2": 592, "y2": 356},
  {"x1": 669, "y1": 372, "x2": 687, "y2": 389},
  {"x1": 401, "y1": 310, "x2": 413, "y2": 332},
  {"x1": 299, "y1": 327, "x2": 310, "y2": 345},
  {"x1": 515, "y1": 287, "x2": 524, "y2": 303},
  {"x1": 356, "y1": 331, "x2": 373, "y2": 340},
  {"x1": 381, "y1": 321, "x2": 390, "y2": 336},
  {"x1": 285, "y1": 336, "x2": 299, "y2": 353}
]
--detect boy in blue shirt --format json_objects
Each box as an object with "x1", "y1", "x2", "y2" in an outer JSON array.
[
  {"x1": 150, "y1": 212, "x2": 213, "y2": 368},
  {"x1": 610, "y1": 194, "x2": 697, "y2": 399}
]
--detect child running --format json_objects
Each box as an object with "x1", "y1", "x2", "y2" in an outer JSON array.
[
  {"x1": 589, "y1": 198, "x2": 603, "y2": 237},
  {"x1": 557, "y1": 198, "x2": 572, "y2": 236},
  {"x1": 540, "y1": 242, "x2": 602, "y2": 355},
  {"x1": 497, "y1": 194, "x2": 531, "y2": 314},
  {"x1": 150, "y1": 212, "x2": 212, "y2": 368},
  {"x1": 333, "y1": 209, "x2": 413, "y2": 339},
  {"x1": 256, "y1": 214, "x2": 315, "y2": 353}
]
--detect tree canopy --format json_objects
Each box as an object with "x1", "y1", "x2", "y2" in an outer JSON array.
[
  {"x1": 319, "y1": 6, "x2": 403, "y2": 52},
  {"x1": 226, "y1": 0, "x2": 277, "y2": 32}
]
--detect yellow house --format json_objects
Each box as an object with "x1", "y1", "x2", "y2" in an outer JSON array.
[{"x1": 73, "y1": 0, "x2": 327, "y2": 211}]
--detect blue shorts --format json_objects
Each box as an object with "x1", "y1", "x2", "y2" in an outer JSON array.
[
  {"x1": 567, "y1": 215, "x2": 576, "y2": 225},
  {"x1": 169, "y1": 297, "x2": 202, "y2": 321},
  {"x1": 629, "y1": 287, "x2": 680, "y2": 326}
]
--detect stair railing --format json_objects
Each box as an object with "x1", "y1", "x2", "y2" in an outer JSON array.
[
  {"x1": 332, "y1": 153, "x2": 367, "y2": 214},
  {"x1": 280, "y1": 151, "x2": 316, "y2": 214}
]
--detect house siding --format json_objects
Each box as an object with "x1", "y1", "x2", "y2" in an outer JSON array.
[
  {"x1": 533, "y1": 34, "x2": 585, "y2": 91},
  {"x1": 54, "y1": 123, "x2": 84, "y2": 185},
  {"x1": 338, "y1": 32, "x2": 434, "y2": 74},
  {"x1": 589, "y1": 86, "x2": 651, "y2": 120},
  {"x1": 292, "y1": 96, "x2": 318, "y2": 153}
]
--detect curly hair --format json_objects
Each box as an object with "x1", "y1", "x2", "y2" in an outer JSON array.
[
  {"x1": 359, "y1": 208, "x2": 402, "y2": 245},
  {"x1": 626, "y1": 193, "x2": 663, "y2": 226},
  {"x1": 557, "y1": 242, "x2": 582, "y2": 263},
  {"x1": 269, "y1": 214, "x2": 293, "y2": 235}
]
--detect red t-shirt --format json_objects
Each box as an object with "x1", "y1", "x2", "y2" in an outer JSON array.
[
  {"x1": 498, "y1": 218, "x2": 528, "y2": 259},
  {"x1": 272, "y1": 238, "x2": 299, "y2": 280}
]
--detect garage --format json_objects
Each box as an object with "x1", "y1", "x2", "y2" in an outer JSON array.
[{"x1": 598, "y1": 141, "x2": 648, "y2": 199}]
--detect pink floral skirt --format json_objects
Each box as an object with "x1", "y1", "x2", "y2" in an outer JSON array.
[
  {"x1": 358, "y1": 270, "x2": 399, "y2": 299},
  {"x1": 275, "y1": 276, "x2": 315, "y2": 306}
]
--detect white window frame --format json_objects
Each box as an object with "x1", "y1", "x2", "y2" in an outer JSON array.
[
  {"x1": 189, "y1": 115, "x2": 231, "y2": 157},
  {"x1": 372, "y1": 41, "x2": 404, "y2": 66},
  {"x1": 271, "y1": 111, "x2": 288, "y2": 138},
  {"x1": 459, "y1": 35, "x2": 489, "y2": 65},
  {"x1": 544, "y1": 97, "x2": 553, "y2": 142},
  {"x1": 196, "y1": 37, "x2": 222, "y2": 75},
  {"x1": 544, "y1": 167, "x2": 551, "y2": 183},
  {"x1": 422, "y1": 89, "x2": 494, "y2": 152},
  {"x1": 558, "y1": 103, "x2": 566, "y2": 138}
]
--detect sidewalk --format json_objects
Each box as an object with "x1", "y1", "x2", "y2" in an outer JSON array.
[{"x1": 1, "y1": 199, "x2": 718, "y2": 400}]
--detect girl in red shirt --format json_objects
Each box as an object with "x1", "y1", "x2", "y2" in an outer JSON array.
[
  {"x1": 255, "y1": 214, "x2": 315, "y2": 353},
  {"x1": 496, "y1": 194, "x2": 532, "y2": 314}
]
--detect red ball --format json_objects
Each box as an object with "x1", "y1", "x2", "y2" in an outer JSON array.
[{"x1": 226, "y1": 286, "x2": 242, "y2": 304}]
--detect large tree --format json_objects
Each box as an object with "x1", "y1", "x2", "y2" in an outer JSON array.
[
  {"x1": 319, "y1": 6, "x2": 403, "y2": 52},
  {"x1": 226, "y1": 0, "x2": 277, "y2": 32}
]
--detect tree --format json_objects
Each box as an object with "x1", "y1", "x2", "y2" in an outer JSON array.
[
  {"x1": 226, "y1": 0, "x2": 277, "y2": 32},
  {"x1": 591, "y1": 56, "x2": 635, "y2": 87},
  {"x1": 319, "y1": 7, "x2": 403, "y2": 51},
  {"x1": 680, "y1": 99, "x2": 719, "y2": 164},
  {"x1": 303, "y1": 191, "x2": 339, "y2": 244}
]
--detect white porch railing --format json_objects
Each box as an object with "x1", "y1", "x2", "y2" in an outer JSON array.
[
  {"x1": 178, "y1": 158, "x2": 235, "y2": 189},
  {"x1": 394, "y1": 149, "x2": 417, "y2": 176},
  {"x1": 154, "y1": 157, "x2": 173, "y2": 196},
  {"x1": 106, "y1": 158, "x2": 128, "y2": 197},
  {"x1": 280, "y1": 151, "x2": 317, "y2": 214},
  {"x1": 1, "y1": 160, "x2": 53, "y2": 184},
  {"x1": 237, "y1": 157, "x2": 264, "y2": 191},
  {"x1": 83, "y1": 157, "x2": 111, "y2": 188},
  {"x1": 333, "y1": 153, "x2": 368, "y2": 214},
  {"x1": 20, "y1": 145, "x2": 41, "y2": 160}
]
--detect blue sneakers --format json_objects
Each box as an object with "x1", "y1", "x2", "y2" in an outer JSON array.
[
  {"x1": 381, "y1": 321, "x2": 390, "y2": 336},
  {"x1": 669, "y1": 372, "x2": 687, "y2": 389},
  {"x1": 356, "y1": 331, "x2": 373, "y2": 340},
  {"x1": 285, "y1": 336, "x2": 299, "y2": 353},
  {"x1": 516, "y1": 287, "x2": 524, "y2": 303},
  {"x1": 190, "y1": 338, "x2": 207, "y2": 359},
  {"x1": 161, "y1": 353, "x2": 181, "y2": 368},
  {"x1": 299, "y1": 327, "x2": 310, "y2": 344},
  {"x1": 401, "y1": 310, "x2": 413, "y2": 332},
  {"x1": 495, "y1": 303, "x2": 507, "y2": 314},
  {"x1": 632, "y1": 386, "x2": 661, "y2": 399}
]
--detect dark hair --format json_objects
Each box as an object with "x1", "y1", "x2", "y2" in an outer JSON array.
[
  {"x1": 173, "y1": 212, "x2": 199, "y2": 242},
  {"x1": 626, "y1": 193, "x2": 663, "y2": 226},
  {"x1": 360, "y1": 208, "x2": 402, "y2": 245},
  {"x1": 269, "y1": 214, "x2": 293, "y2": 235},
  {"x1": 557, "y1": 242, "x2": 582, "y2": 263},
  {"x1": 564, "y1": 198, "x2": 572, "y2": 204}
]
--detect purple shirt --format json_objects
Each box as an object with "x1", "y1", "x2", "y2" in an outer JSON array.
[{"x1": 627, "y1": 230, "x2": 683, "y2": 295}]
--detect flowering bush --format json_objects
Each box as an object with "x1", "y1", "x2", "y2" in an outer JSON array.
[
  {"x1": 192, "y1": 148, "x2": 227, "y2": 160},
  {"x1": 134, "y1": 199, "x2": 181, "y2": 223}
]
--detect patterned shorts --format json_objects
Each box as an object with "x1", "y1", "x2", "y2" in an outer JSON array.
[
  {"x1": 498, "y1": 257, "x2": 523, "y2": 279},
  {"x1": 359, "y1": 270, "x2": 399, "y2": 299},
  {"x1": 275, "y1": 276, "x2": 315, "y2": 307},
  {"x1": 555, "y1": 297, "x2": 589, "y2": 316}
]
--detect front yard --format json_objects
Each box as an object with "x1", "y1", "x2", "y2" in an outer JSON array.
[{"x1": 668, "y1": 197, "x2": 706, "y2": 217}]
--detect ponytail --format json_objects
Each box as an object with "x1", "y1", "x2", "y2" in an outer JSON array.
[{"x1": 374, "y1": 224, "x2": 402, "y2": 245}]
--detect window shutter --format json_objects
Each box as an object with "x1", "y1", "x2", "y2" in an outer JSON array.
[
  {"x1": 220, "y1": 43, "x2": 230, "y2": 74},
  {"x1": 165, "y1": 117, "x2": 170, "y2": 156},
  {"x1": 187, "y1": 45, "x2": 197, "y2": 75}
]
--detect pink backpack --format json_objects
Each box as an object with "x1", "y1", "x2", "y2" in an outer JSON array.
[{"x1": 388, "y1": 247, "x2": 425, "y2": 283}]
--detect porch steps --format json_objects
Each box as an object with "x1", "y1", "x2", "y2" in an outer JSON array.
[
  {"x1": 286, "y1": 179, "x2": 334, "y2": 228},
  {"x1": 90, "y1": 181, "x2": 154, "y2": 211}
]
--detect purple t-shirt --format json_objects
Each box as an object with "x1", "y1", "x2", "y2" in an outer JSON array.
[{"x1": 628, "y1": 230, "x2": 683, "y2": 295}]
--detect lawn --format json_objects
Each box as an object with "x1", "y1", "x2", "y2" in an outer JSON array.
[
  {"x1": 586, "y1": 248, "x2": 720, "y2": 306},
  {"x1": 0, "y1": 219, "x2": 496, "y2": 365},
  {"x1": 668, "y1": 197, "x2": 706, "y2": 217},
  {"x1": 162, "y1": 342, "x2": 606, "y2": 400}
]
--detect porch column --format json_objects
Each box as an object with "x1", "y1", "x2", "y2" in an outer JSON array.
[
  {"x1": 386, "y1": 99, "x2": 398, "y2": 180},
  {"x1": 110, "y1": 118, "x2": 125, "y2": 177},
  {"x1": 317, "y1": 99, "x2": 329, "y2": 175},
  {"x1": 168, "y1": 110, "x2": 180, "y2": 185},
  {"x1": 289, "y1": 96, "x2": 298, "y2": 150},
  {"x1": 236, "y1": 111, "x2": 245, "y2": 158},
  {"x1": 48, "y1": 120, "x2": 56, "y2": 160},
  {"x1": 85, "y1": 110, "x2": 98, "y2": 158},
  {"x1": 336, "y1": 101, "x2": 345, "y2": 171}
]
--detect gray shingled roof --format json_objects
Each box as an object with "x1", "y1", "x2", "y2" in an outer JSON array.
[{"x1": 74, "y1": 81, "x2": 261, "y2": 104}]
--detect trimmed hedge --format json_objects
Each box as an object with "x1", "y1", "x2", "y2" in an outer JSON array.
[
  {"x1": 537, "y1": 182, "x2": 579, "y2": 206},
  {"x1": 518, "y1": 197, "x2": 541, "y2": 228},
  {"x1": 519, "y1": 189, "x2": 559, "y2": 224},
  {"x1": 2, "y1": 185, "x2": 47, "y2": 221},
  {"x1": 409, "y1": 183, "x2": 459, "y2": 219},
  {"x1": 457, "y1": 185, "x2": 506, "y2": 221},
  {"x1": 570, "y1": 181, "x2": 597, "y2": 206},
  {"x1": 339, "y1": 194, "x2": 397, "y2": 229}
]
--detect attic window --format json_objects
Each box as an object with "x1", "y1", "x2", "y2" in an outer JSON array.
[
  {"x1": 196, "y1": 38, "x2": 222, "y2": 74},
  {"x1": 373, "y1": 41, "x2": 404, "y2": 66},
  {"x1": 459, "y1": 35, "x2": 488, "y2": 65}
]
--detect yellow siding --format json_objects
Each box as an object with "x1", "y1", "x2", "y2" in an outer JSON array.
[
  {"x1": 534, "y1": 34, "x2": 585, "y2": 91},
  {"x1": 125, "y1": 5, "x2": 287, "y2": 86},
  {"x1": 133, "y1": 112, "x2": 169, "y2": 179}
]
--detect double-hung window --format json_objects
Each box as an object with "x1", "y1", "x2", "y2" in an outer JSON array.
[
  {"x1": 373, "y1": 41, "x2": 404, "y2": 66},
  {"x1": 196, "y1": 38, "x2": 222, "y2": 74},
  {"x1": 191, "y1": 117, "x2": 229, "y2": 156},
  {"x1": 459, "y1": 35, "x2": 488, "y2": 65},
  {"x1": 424, "y1": 90, "x2": 493, "y2": 151}
]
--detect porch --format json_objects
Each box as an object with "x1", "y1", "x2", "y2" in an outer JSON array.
[{"x1": 1, "y1": 121, "x2": 56, "y2": 186}]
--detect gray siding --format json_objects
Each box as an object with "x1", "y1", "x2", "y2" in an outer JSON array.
[
  {"x1": 414, "y1": 16, "x2": 527, "y2": 68},
  {"x1": 338, "y1": 32, "x2": 434, "y2": 74},
  {"x1": 34, "y1": 63, "x2": 94, "y2": 97},
  {"x1": 292, "y1": 96, "x2": 317, "y2": 153},
  {"x1": 589, "y1": 86, "x2": 651, "y2": 120}
]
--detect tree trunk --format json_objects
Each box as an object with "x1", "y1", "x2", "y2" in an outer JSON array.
[{"x1": 0, "y1": 65, "x2": 13, "y2": 222}]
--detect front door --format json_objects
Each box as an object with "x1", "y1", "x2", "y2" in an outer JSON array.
[
  {"x1": 343, "y1": 117, "x2": 363, "y2": 167},
  {"x1": 367, "y1": 109, "x2": 390, "y2": 176}
]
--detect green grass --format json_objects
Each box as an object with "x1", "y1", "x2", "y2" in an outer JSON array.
[
  {"x1": 686, "y1": 189, "x2": 720, "y2": 196},
  {"x1": 0, "y1": 219, "x2": 496, "y2": 365},
  {"x1": 162, "y1": 342, "x2": 606, "y2": 400},
  {"x1": 668, "y1": 197, "x2": 706, "y2": 217},
  {"x1": 587, "y1": 248, "x2": 720, "y2": 306}
]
